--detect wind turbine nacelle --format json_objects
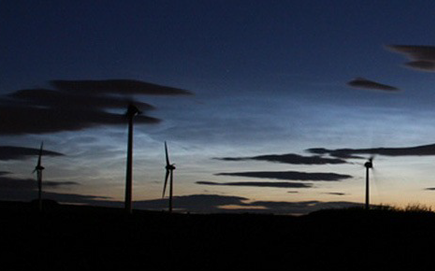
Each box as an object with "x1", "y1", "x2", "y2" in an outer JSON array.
[
  {"x1": 126, "y1": 104, "x2": 142, "y2": 117},
  {"x1": 364, "y1": 161, "x2": 373, "y2": 168}
]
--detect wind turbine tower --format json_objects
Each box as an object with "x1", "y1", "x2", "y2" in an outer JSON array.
[
  {"x1": 162, "y1": 142, "x2": 176, "y2": 213},
  {"x1": 364, "y1": 157, "x2": 373, "y2": 210},
  {"x1": 125, "y1": 104, "x2": 141, "y2": 214},
  {"x1": 33, "y1": 142, "x2": 45, "y2": 212}
]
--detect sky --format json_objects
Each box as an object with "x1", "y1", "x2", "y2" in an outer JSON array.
[{"x1": 3, "y1": 0, "x2": 435, "y2": 215}]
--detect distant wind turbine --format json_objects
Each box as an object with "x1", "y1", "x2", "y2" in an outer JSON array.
[
  {"x1": 125, "y1": 104, "x2": 142, "y2": 214},
  {"x1": 162, "y1": 141, "x2": 176, "y2": 213},
  {"x1": 364, "y1": 156, "x2": 374, "y2": 210},
  {"x1": 33, "y1": 142, "x2": 44, "y2": 212}
]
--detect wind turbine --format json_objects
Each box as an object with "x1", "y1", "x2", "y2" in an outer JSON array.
[
  {"x1": 364, "y1": 156, "x2": 374, "y2": 210},
  {"x1": 125, "y1": 104, "x2": 141, "y2": 214},
  {"x1": 162, "y1": 141, "x2": 176, "y2": 213},
  {"x1": 33, "y1": 142, "x2": 44, "y2": 212}
]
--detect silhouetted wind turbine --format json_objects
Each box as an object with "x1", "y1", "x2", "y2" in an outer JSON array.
[
  {"x1": 364, "y1": 156, "x2": 374, "y2": 210},
  {"x1": 33, "y1": 142, "x2": 44, "y2": 212},
  {"x1": 125, "y1": 104, "x2": 142, "y2": 214},
  {"x1": 162, "y1": 141, "x2": 176, "y2": 213}
]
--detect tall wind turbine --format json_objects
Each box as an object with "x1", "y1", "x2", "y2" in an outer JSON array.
[
  {"x1": 33, "y1": 142, "x2": 45, "y2": 212},
  {"x1": 162, "y1": 141, "x2": 176, "y2": 213},
  {"x1": 364, "y1": 157, "x2": 374, "y2": 210},
  {"x1": 125, "y1": 104, "x2": 141, "y2": 214}
]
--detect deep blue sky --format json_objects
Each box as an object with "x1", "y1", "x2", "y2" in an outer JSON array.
[{"x1": 2, "y1": 1, "x2": 435, "y2": 214}]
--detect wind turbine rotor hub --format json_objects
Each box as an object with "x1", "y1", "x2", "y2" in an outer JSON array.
[{"x1": 166, "y1": 164, "x2": 176, "y2": 170}]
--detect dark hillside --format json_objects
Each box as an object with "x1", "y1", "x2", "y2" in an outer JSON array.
[{"x1": 1, "y1": 201, "x2": 435, "y2": 269}]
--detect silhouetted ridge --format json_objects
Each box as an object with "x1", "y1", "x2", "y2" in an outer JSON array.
[{"x1": 1, "y1": 201, "x2": 435, "y2": 269}]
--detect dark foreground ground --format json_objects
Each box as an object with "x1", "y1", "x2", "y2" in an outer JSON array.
[{"x1": 1, "y1": 201, "x2": 435, "y2": 270}]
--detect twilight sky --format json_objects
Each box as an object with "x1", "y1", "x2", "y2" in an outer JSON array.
[{"x1": 2, "y1": 0, "x2": 435, "y2": 214}]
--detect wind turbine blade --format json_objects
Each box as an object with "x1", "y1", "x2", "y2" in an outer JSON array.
[
  {"x1": 165, "y1": 141, "x2": 170, "y2": 166},
  {"x1": 351, "y1": 161, "x2": 365, "y2": 166},
  {"x1": 162, "y1": 170, "x2": 170, "y2": 198},
  {"x1": 372, "y1": 167, "x2": 378, "y2": 180},
  {"x1": 37, "y1": 142, "x2": 44, "y2": 167},
  {"x1": 169, "y1": 169, "x2": 174, "y2": 213},
  {"x1": 369, "y1": 153, "x2": 377, "y2": 163},
  {"x1": 170, "y1": 169, "x2": 174, "y2": 194},
  {"x1": 371, "y1": 168, "x2": 382, "y2": 205}
]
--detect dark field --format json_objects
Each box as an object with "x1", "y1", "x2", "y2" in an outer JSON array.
[{"x1": 1, "y1": 201, "x2": 435, "y2": 270}]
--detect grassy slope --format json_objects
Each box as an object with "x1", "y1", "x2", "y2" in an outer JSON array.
[{"x1": 1, "y1": 201, "x2": 435, "y2": 269}]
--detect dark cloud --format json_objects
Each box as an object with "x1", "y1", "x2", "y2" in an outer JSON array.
[
  {"x1": 405, "y1": 60, "x2": 435, "y2": 72},
  {"x1": 0, "y1": 176, "x2": 78, "y2": 190},
  {"x1": 323, "y1": 192, "x2": 347, "y2": 196},
  {"x1": 8, "y1": 88, "x2": 155, "y2": 110},
  {"x1": 347, "y1": 77, "x2": 399, "y2": 92},
  {"x1": 51, "y1": 79, "x2": 193, "y2": 96},
  {"x1": 133, "y1": 194, "x2": 248, "y2": 213},
  {"x1": 0, "y1": 79, "x2": 193, "y2": 135},
  {"x1": 0, "y1": 105, "x2": 160, "y2": 135},
  {"x1": 0, "y1": 175, "x2": 109, "y2": 205},
  {"x1": 245, "y1": 200, "x2": 364, "y2": 215},
  {"x1": 424, "y1": 188, "x2": 435, "y2": 191},
  {"x1": 0, "y1": 189, "x2": 110, "y2": 205},
  {"x1": 307, "y1": 148, "x2": 363, "y2": 159},
  {"x1": 215, "y1": 153, "x2": 347, "y2": 165},
  {"x1": 117, "y1": 197, "x2": 364, "y2": 215},
  {"x1": 307, "y1": 143, "x2": 435, "y2": 158},
  {"x1": 387, "y1": 45, "x2": 435, "y2": 72},
  {"x1": 0, "y1": 190, "x2": 364, "y2": 215},
  {"x1": 130, "y1": 197, "x2": 365, "y2": 215},
  {"x1": 0, "y1": 146, "x2": 63, "y2": 161},
  {"x1": 215, "y1": 171, "x2": 352, "y2": 181},
  {"x1": 131, "y1": 194, "x2": 364, "y2": 215},
  {"x1": 387, "y1": 45, "x2": 435, "y2": 60},
  {"x1": 196, "y1": 181, "x2": 313, "y2": 188}
]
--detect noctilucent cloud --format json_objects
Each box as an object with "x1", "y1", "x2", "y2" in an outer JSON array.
[{"x1": 2, "y1": 0, "x2": 435, "y2": 214}]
